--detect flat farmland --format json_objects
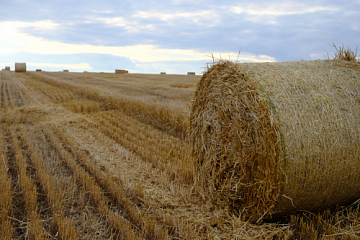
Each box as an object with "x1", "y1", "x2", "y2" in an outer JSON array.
[{"x1": 0, "y1": 64, "x2": 359, "y2": 239}]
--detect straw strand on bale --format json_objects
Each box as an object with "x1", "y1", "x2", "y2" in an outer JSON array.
[{"x1": 189, "y1": 59, "x2": 360, "y2": 222}]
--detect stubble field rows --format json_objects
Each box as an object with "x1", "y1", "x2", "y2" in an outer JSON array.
[{"x1": 0, "y1": 64, "x2": 359, "y2": 239}]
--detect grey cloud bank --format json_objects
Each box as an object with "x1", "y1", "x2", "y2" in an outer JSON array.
[{"x1": 1, "y1": 0, "x2": 359, "y2": 73}]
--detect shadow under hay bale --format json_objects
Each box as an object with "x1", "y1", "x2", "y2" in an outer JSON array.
[
  {"x1": 189, "y1": 60, "x2": 360, "y2": 222},
  {"x1": 15, "y1": 63, "x2": 26, "y2": 72}
]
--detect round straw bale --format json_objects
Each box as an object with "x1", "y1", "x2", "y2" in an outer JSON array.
[
  {"x1": 15, "y1": 63, "x2": 26, "y2": 72},
  {"x1": 189, "y1": 60, "x2": 360, "y2": 221},
  {"x1": 115, "y1": 69, "x2": 127, "y2": 74}
]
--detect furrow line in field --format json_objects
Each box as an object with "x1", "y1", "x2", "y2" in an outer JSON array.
[
  {"x1": 0, "y1": 128, "x2": 13, "y2": 239},
  {"x1": 104, "y1": 111, "x2": 189, "y2": 161},
  {"x1": 0, "y1": 81, "x2": 4, "y2": 107},
  {"x1": 107, "y1": 110, "x2": 188, "y2": 151},
  {"x1": 23, "y1": 80, "x2": 74, "y2": 103},
  {"x1": 5, "y1": 81, "x2": 15, "y2": 107},
  {"x1": 69, "y1": 121, "x2": 196, "y2": 239},
  {"x1": 19, "y1": 126, "x2": 80, "y2": 239},
  {"x1": 13, "y1": 79, "x2": 32, "y2": 105},
  {"x1": 42, "y1": 125, "x2": 145, "y2": 240},
  {"x1": 9, "y1": 83, "x2": 24, "y2": 107},
  {"x1": 2, "y1": 81, "x2": 9, "y2": 107},
  {"x1": 96, "y1": 112, "x2": 193, "y2": 184},
  {"x1": 9, "y1": 128, "x2": 45, "y2": 239},
  {"x1": 52, "y1": 126, "x2": 174, "y2": 240},
  {"x1": 28, "y1": 72, "x2": 187, "y2": 140}
]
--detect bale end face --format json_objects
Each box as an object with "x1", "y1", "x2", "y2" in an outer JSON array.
[{"x1": 189, "y1": 60, "x2": 283, "y2": 221}]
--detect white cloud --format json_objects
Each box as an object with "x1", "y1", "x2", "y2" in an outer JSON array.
[
  {"x1": 27, "y1": 62, "x2": 92, "y2": 70},
  {"x1": 229, "y1": 2, "x2": 338, "y2": 24},
  {"x1": 94, "y1": 17, "x2": 155, "y2": 32},
  {"x1": 134, "y1": 10, "x2": 221, "y2": 26},
  {"x1": 97, "y1": 17, "x2": 127, "y2": 27},
  {"x1": 0, "y1": 20, "x2": 275, "y2": 63},
  {"x1": 90, "y1": 10, "x2": 113, "y2": 14}
]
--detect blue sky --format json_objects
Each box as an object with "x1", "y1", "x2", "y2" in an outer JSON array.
[{"x1": 0, "y1": 0, "x2": 359, "y2": 74}]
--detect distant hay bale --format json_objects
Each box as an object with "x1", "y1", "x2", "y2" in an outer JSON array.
[
  {"x1": 63, "y1": 70, "x2": 69, "y2": 72},
  {"x1": 36, "y1": 69, "x2": 41, "y2": 72},
  {"x1": 160, "y1": 72, "x2": 166, "y2": 75},
  {"x1": 5, "y1": 66, "x2": 10, "y2": 71},
  {"x1": 189, "y1": 60, "x2": 360, "y2": 221},
  {"x1": 84, "y1": 71, "x2": 88, "y2": 73},
  {"x1": 115, "y1": 69, "x2": 128, "y2": 74},
  {"x1": 187, "y1": 72, "x2": 195, "y2": 75},
  {"x1": 15, "y1": 63, "x2": 26, "y2": 72}
]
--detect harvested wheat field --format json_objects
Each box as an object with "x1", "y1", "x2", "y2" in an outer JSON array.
[{"x1": 0, "y1": 59, "x2": 360, "y2": 239}]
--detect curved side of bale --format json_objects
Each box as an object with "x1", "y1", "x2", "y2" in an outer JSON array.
[
  {"x1": 189, "y1": 60, "x2": 360, "y2": 221},
  {"x1": 15, "y1": 63, "x2": 26, "y2": 72}
]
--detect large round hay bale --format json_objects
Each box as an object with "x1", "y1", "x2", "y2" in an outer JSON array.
[
  {"x1": 189, "y1": 60, "x2": 360, "y2": 221},
  {"x1": 15, "y1": 63, "x2": 26, "y2": 72}
]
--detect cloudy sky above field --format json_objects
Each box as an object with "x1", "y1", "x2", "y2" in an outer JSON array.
[{"x1": 0, "y1": 0, "x2": 359, "y2": 74}]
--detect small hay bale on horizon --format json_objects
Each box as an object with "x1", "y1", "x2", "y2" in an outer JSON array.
[
  {"x1": 5, "y1": 66, "x2": 10, "y2": 71},
  {"x1": 189, "y1": 59, "x2": 360, "y2": 222},
  {"x1": 187, "y1": 72, "x2": 195, "y2": 75},
  {"x1": 15, "y1": 63, "x2": 26, "y2": 72},
  {"x1": 160, "y1": 72, "x2": 166, "y2": 75},
  {"x1": 115, "y1": 69, "x2": 128, "y2": 74},
  {"x1": 63, "y1": 70, "x2": 69, "y2": 72},
  {"x1": 36, "y1": 69, "x2": 42, "y2": 72}
]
